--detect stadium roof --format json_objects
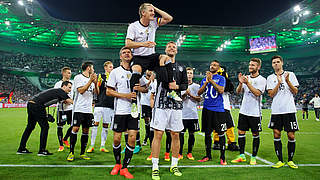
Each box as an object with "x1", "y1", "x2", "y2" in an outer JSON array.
[{"x1": 0, "y1": 0, "x2": 319, "y2": 54}]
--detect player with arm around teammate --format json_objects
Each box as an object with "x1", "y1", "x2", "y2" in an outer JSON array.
[
  {"x1": 150, "y1": 41, "x2": 188, "y2": 180},
  {"x1": 107, "y1": 47, "x2": 147, "y2": 179}
]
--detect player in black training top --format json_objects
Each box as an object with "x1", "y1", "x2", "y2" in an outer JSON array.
[
  {"x1": 17, "y1": 81, "x2": 73, "y2": 156},
  {"x1": 87, "y1": 61, "x2": 115, "y2": 153},
  {"x1": 301, "y1": 93, "x2": 309, "y2": 120}
]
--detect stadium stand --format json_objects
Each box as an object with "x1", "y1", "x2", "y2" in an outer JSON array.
[{"x1": 0, "y1": 71, "x2": 40, "y2": 103}]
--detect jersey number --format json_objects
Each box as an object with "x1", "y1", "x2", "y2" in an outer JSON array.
[
  {"x1": 221, "y1": 123, "x2": 227, "y2": 132},
  {"x1": 279, "y1": 83, "x2": 285, "y2": 91},
  {"x1": 257, "y1": 123, "x2": 262, "y2": 131},
  {"x1": 290, "y1": 122, "x2": 298, "y2": 130},
  {"x1": 204, "y1": 86, "x2": 218, "y2": 99}
]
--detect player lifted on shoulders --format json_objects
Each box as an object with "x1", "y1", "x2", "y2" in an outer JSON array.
[{"x1": 126, "y1": 3, "x2": 180, "y2": 118}]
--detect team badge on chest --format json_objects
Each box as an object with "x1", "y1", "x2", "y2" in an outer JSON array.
[{"x1": 127, "y1": 73, "x2": 131, "y2": 79}]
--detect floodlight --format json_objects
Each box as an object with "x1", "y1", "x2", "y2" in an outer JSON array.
[
  {"x1": 303, "y1": 10, "x2": 310, "y2": 16},
  {"x1": 216, "y1": 47, "x2": 223, "y2": 51},
  {"x1": 293, "y1": 5, "x2": 301, "y2": 12},
  {"x1": 18, "y1": 0, "x2": 24, "y2": 6}
]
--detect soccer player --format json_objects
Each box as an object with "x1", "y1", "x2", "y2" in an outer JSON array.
[
  {"x1": 267, "y1": 55, "x2": 299, "y2": 169},
  {"x1": 141, "y1": 70, "x2": 156, "y2": 146},
  {"x1": 179, "y1": 67, "x2": 201, "y2": 160},
  {"x1": 231, "y1": 58, "x2": 266, "y2": 165},
  {"x1": 107, "y1": 47, "x2": 147, "y2": 179},
  {"x1": 212, "y1": 66, "x2": 239, "y2": 151},
  {"x1": 150, "y1": 41, "x2": 188, "y2": 180},
  {"x1": 54, "y1": 67, "x2": 73, "y2": 152},
  {"x1": 309, "y1": 93, "x2": 320, "y2": 121},
  {"x1": 17, "y1": 81, "x2": 73, "y2": 155},
  {"x1": 126, "y1": 3, "x2": 178, "y2": 118},
  {"x1": 146, "y1": 77, "x2": 158, "y2": 161},
  {"x1": 87, "y1": 61, "x2": 114, "y2": 153},
  {"x1": 67, "y1": 61, "x2": 98, "y2": 162},
  {"x1": 301, "y1": 93, "x2": 309, "y2": 120},
  {"x1": 197, "y1": 60, "x2": 227, "y2": 165}
]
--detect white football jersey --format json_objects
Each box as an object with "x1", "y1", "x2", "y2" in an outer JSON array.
[
  {"x1": 140, "y1": 76, "x2": 156, "y2": 106},
  {"x1": 239, "y1": 75, "x2": 266, "y2": 117},
  {"x1": 107, "y1": 66, "x2": 145, "y2": 115},
  {"x1": 54, "y1": 80, "x2": 74, "y2": 111},
  {"x1": 126, "y1": 18, "x2": 160, "y2": 56},
  {"x1": 182, "y1": 83, "x2": 200, "y2": 120},
  {"x1": 310, "y1": 97, "x2": 320, "y2": 108},
  {"x1": 267, "y1": 71, "x2": 299, "y2": 114},
  {"x1": 73, "y1": 74, "x2": 95, "y2": 114},
  {"x1": 222, "y1": 92, "x2": 231, "y2": 111},
  {"x1": 150, "y1": 79, "x2": 157, "y2": 94}
]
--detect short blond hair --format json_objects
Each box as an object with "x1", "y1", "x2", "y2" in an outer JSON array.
[
  {"x1": 250, "y1": 58, "x2": 262, "y2": 66},
  {"x1": 166, "y1": 41, "x2": 176, "y2": 47},
  {"x1": 139, "y1": 3, "x2": 152, "y2": 18},
  {"x1": 103, "y1": 61, "x2": 113, "y2": 67},
  {"x1": 61, "y1": 67, "x2": 71, "y2": 73},
  {"x1": 186, "y1": 67, "x2": 193, "y2": 71}
]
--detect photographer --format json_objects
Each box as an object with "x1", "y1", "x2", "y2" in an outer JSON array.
[{"x1": 17, "y1": 81, "x2": 73, "y2": 156}]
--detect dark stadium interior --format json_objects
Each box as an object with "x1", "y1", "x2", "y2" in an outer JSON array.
[
  {"x1": 0, "y1": 0, "x2": 319, "y2": 106},
  {"x1": 1, "y1": 1, "x2": 320, "y2": 179}
]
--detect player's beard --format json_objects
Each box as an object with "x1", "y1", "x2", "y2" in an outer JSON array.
[
  {"x1": 250, "y1": 68, "x2": 257, "y2": 75},
  {"x1": 210, "y1": 68, "x2": 217, "y2": 73},
  {"x1": 167, "y1": 53, "x2": 175, "y2": 58}
]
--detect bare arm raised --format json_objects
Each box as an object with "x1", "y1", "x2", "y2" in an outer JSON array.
[{"x1": 151, "y1": 4, "x2": 173, "y2": 26}]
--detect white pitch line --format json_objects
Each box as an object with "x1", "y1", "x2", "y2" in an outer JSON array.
[
  {"x1": 245, "y1": 132, "x2": 320, "y2": 135},
  {"x1": 1, "y1": 164, "x2": 320, "y2": 168},
  {"x1": 244, "y1": 152, "x2": 273, "y2": 165},
  {"x1": 196, "y1": 132, "x2": 273, "y2": 165}
]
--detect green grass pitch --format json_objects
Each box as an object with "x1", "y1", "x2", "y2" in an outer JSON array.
[{"x1": 0, "y1": 108, "x2": 320, "y2": 179}]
